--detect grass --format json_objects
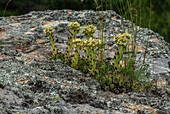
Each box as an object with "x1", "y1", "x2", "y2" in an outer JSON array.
[
  {"x1": 3, "y1": 0, "x2": 12, "y2": 17},
  {"x1": 0, "y1": 41, "x2": 2, "y2": 48}
]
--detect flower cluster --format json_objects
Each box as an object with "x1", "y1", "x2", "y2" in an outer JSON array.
[
  {"x1": 44, "y1": 25, "x2": 58, "y2": 60},
  {"x1": 68, "y1": 22, "x2": 81, "y2": 32},
  {"x1": 81, "y1": 24, "x2": 96, "y2": 39},
  {"x1": 84, "y1": 37, "x2": 101, "y2": 47},
  {"x1": 44, "y1": 22, "x2": 155, "y2": 94},
  {"x1": 44, "y1": 25, "x2": 54, "y2": 36},
  {"x1": 73, "y1": 38, "x2": 84, "y2": 47},
  {"x1": 83, "y1": 37, "x2": 101, "y2": 75},
  {"x1": 113, "y1": 33, "x2": 131, "y2": 72},
  {"x1": 113, "y1": 33, "x2": 131, "y2": 46},
  {"x1": 72, "y1": 37, "x2": 101, "y2": 48},
  {"x1": 67, "y1": 22, "x2": 100, "y2": 74},
  {"x1": 64, "y1": 22, "x2": 82, "y2": 61}
]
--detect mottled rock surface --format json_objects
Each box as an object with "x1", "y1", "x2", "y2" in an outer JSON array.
[{"x1": 0, "y1": 9, "x2": 169, "y2": 114}]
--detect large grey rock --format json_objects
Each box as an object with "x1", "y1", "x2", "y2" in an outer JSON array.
[{"x1": 0, "y1": 9, "x2": 169, "y2": 114}]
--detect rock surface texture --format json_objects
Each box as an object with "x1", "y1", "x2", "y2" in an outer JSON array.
[{"x1": 0, "y1": 9, "x2": 170, "y2": 114}]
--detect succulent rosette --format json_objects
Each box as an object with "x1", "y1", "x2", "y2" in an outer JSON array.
[{"x1": 122, "y1": 33, "x2": 131, "y2": 40}]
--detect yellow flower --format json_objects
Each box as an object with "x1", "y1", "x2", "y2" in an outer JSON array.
[
  {"x1": 68, "y1": 22, "x2": 81, "y2": 32},
  {"x1": 113, "y1": 36, "x2": 120, "y2": 43},
  {"x1": 73, "y1": 38, "x2": 84, "y2": 47},
  {"x1": 122, "y1": 33, "x2": 131, "y2": 40},
  {"x1": 113, "y1": 33, "x2": 131, "y2": 45},
  {"x1": 44, "y1": 25, "x2": 54, "y2": 35},
  {"x1": 81, "y1": 25, "x2": 96, "y2": 37},
  {"x1": 117, "y1": 38, "x2": 128, "y2": 46}
]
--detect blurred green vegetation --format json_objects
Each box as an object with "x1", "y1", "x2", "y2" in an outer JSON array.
[{"x1": 0, "y1": 0, "x2": 169, "y2": 43}]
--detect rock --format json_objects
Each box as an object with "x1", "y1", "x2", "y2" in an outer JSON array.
[{"x1": 0, "y1": 9, "x2": 169, "y2": 114}]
